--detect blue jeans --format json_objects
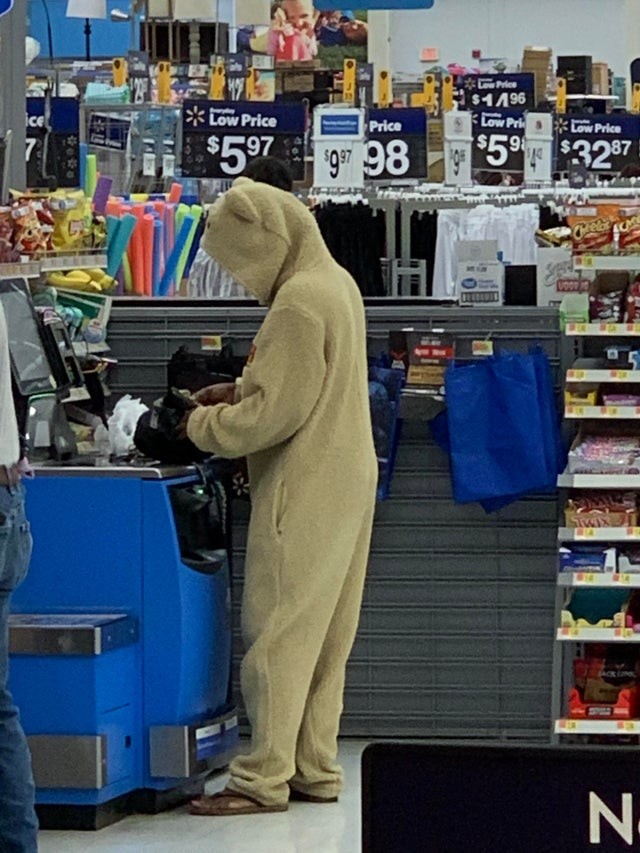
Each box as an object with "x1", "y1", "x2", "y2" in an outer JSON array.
[{"x1": 0, "y1": 483, "x2": 38, "y2": 852}]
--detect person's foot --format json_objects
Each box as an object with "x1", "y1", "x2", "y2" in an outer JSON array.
[
  {"x1": 190, "y1": 789, "x2": 288, "y2": 816},
  {"x1": 288, "y1": 785, "x2": 339, "y2": 804}
]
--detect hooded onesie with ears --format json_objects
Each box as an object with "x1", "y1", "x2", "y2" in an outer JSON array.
[{"x1": 187, "y1": 177, "x2": 377, "y2": 806}]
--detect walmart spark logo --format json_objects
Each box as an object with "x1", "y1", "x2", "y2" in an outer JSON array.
[
  {"x1": 465, "y1": 77, "x2": 477, "y2": 92},
  {"x1": 555, "y1": 117, "x2": 569, "y2": 135},
  {"x1": 185, "y1": 106, "x2": 206, "y2": 127}
]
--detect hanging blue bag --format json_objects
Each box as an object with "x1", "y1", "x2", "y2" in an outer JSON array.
[
  {"x1": 369, "y1": 360, "x2": 404, "y2": 501},
  {"x1": 441, "y1": 348, "x2": 556, "y2": 505}
]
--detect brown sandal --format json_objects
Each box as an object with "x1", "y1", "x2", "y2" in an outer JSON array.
[
  {"x1": 190, "y1": 789, "x2": 288, "y2": 816},
  {"x1": 288, "y1": 786, "x2": 339, "y2": 804}
]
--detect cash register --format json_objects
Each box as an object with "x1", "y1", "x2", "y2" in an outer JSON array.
[{"x1": 3, "y1": 278, "x2": 238, "y2": 829}]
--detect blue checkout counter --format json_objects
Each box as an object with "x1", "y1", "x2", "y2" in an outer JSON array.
[{"x1": 8, "y1": 463, "x2": 238, "y2": 830}]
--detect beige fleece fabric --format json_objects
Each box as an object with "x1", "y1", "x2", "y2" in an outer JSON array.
[{"x1": 187, "y1": 178, "x2": 378, "y2": 806}]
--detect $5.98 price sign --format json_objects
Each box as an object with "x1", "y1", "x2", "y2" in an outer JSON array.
[
  {"x1": 556, "y1": 114, "x2": 640, "y2": 173},
  {"x1": 181, "y1": 101, "x2": 305, "y2": 180},
  {"x1": 472, "y1": 109, "x2": 525, "y2": 173},
  {"x1": 365, "y1": 108, "x2": 427, "y2": 181}
]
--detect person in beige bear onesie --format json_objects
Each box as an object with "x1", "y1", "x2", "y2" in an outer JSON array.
[{"x1": 186, "y1": 177, "x2": 378, "y2": 816}]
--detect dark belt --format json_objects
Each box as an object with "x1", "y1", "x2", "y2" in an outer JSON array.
[{"x1": 0, "y1": 465, "x2": 20, "y2": 487}]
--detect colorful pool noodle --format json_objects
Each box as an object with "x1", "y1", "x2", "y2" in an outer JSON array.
[
  {"x1": 174, "y1": 204, "x2": 203, "y2": 290},
  {"x1": 157, "y1": 215, "x2": 194, "y2": 298},
  {"x1": 79, "y1": 143, "x2": 88, "y2": 194},
  {"x1": 168, "y1": 183, "x2": 182, "y2": 204},
  {"x1": 84, "y1": 154, "x2": 98, "y2": 199},
  {"x1": 164, "y1": 204, "x2": 175, "y2": 294},
  {"x1": 107, "y1": 213, "x2": 137, "y2": 279},
  {"x1": 127, "y1": 218, "x2": 145, "y2": 296},
  {"x1": 122, "y1": 253, "x2": 133, "y2": 294},
  {"x1": 152, "y1": 219, "x2": 163, "y2": 296},
  {"x1": 142, "y1": 214, "x2": 154, "y2": 297},
  {"x1": 93, "y1": 176, "x2": 113, "y2": 215}
]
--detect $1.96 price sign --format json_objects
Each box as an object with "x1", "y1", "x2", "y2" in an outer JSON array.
[
  {"x1": 556, "y1": 114, "x2": 640, "y2": 173},
  {"x1": 181, "y1": 101, "x2": 305, "y2": 180},
  {"x1": 365, "y1": 108, "x2": 427, "y2": 181},
  {"x1": 462, "y1": 73, "x2": 535, "y2": 111},
  {"x1": 472, "y1": 109, "x2": 525, "y2": 173}
]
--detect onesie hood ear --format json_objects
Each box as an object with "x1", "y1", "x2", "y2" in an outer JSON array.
[{"x1": 201, "y1": 178, "x2": 330, "y2": 304}]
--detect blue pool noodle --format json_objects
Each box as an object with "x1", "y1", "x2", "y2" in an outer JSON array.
[{"x1": 157, "y1": 215, "x2": 194, "y2": 298}]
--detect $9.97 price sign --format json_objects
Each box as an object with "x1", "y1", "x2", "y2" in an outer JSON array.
[
  {"x1": 472, "y1": 109, "x2": 525, "y2": 173},
  {"x1": 313, "y1": 107, "x2": 365, "y2": 188},
  {"x1": 556, "y1": 114, "x2": 640, "y2": 173},
  {"x1": 365, "y1": 108, "x2": 427, "y2": 181},
  {"x1": 181, "y1": 101, "x2": 305, "y2": 180}
]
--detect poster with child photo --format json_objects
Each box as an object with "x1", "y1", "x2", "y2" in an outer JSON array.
[{"x1": 237, "y1": 2, "x2": 368, "y2": 70}]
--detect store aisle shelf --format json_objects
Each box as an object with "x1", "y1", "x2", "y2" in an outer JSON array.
[
  {"x1": 565, "y1": 321, "x2": 640, "y2": 336},
  {"x1": 40, "y1": 253, "x2": 108, "y2": 272},
  {"x1": 573, "y1": 255, "x2": 640, "y2": 271},
  {"x1": 0, "y1": 261, "x2": 40, "y2": 279},
  {"x1": 555, "y1": 719, "x2": 640, "y2": 735},
  {"x1": 558, "y1": 527, "x2": 640, "y2": 542},
  {"x1": 565, "y1": 404, "x2": 640, "y2": 419},
  {"x1": 556, "y1": 626, "x2": 640, "y2": 642},
  {"x1": 557, "y1": 572, "x2": 640, "y2": 587},
  {"x1": 558, "y1": 472, "x2": 640, "y2": 489},
  {"x1": 567, "y1": 360, "x2": 640, "y2": 382}
]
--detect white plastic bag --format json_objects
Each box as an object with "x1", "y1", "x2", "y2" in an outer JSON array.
[{"x1": 107, "y1": 395, "x2": 148, "y2": 457}]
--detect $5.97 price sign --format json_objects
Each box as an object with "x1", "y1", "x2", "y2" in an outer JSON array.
[
  {"x1": 365, "y1": 108, "x2": 427, "y2": 181},
  {"x1": 472, "y1": 109, "x2": 525, "y2": 173},
  {"x1": 556, "y1": 114, "x2": 640, "y2": 173},
  {"x1": 181, "y1": 101, "x2": 305, "y2": 180}
]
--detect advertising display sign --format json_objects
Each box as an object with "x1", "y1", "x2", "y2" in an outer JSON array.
[
  {"x1": 462, "y1": 73, "x2": 535, "y2": 110},
  {"x1": 313, "y1": 107, "x2": 365, "y2": 188},
  {"x1": 365, "y1": 108, "x2": 427, "y2": 181},
  {"x1": 26, "y1": 98, "x2": 80, "y2": 188},
  {"x1": 182, "y1": 100, "x2": 305, "y2": 179},
  {"x1": 556, "y1": 114, "x2": 640, "y2": 174},
  {"x1": 472, "y1": 109, "x2": 525, "y2": 174}
]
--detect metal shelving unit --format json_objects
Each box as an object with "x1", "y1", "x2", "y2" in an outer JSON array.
[{"x1": 553, "y1": 308, "x2": 640, "y2": 739}]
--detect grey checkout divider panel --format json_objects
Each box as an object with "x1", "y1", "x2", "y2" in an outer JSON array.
[{"x1": 108, "y1": 302, "x2": 565, "y2": 740}]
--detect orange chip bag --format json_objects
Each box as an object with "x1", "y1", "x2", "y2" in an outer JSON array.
[{"x1": 619, "y1": 207, "x2": 640, "y2": 252}]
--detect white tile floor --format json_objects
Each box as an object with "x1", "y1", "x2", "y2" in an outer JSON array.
[{"x1": 38, "y1": 740, "x2": 366, "y2": 853}]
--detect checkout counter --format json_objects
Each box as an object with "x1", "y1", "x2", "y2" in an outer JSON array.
[{"x1": 1, "y1": 279, "x2": 238, "y2": 829}]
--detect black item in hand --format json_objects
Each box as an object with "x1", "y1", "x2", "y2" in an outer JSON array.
[{"x1": 134, "y1": 388, "x2": 210, "y2": 464}]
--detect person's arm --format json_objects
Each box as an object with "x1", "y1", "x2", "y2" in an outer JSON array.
[{"x1": 187, "y1": 305, "x2": 325, "y2": 458}]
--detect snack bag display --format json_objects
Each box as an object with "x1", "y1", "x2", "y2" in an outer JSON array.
[
  {"x1": 11, "y1": 200, "x2": 47, "y2": 256},
  {"x1": 0, "y1": 207, "x2": 18, "y2": 263},
  {"x1": 568, "y1": 210, "x2": 615, "y2": 255},
  {"x1": 589, "y1": 271, "x2": 630, "y2": 321},
  {"x1": 51, "y1": 190, "x2": 88, "y2": 251},
  {"x1": 618, "y1": 206, "x2": 640, "y2": 252}
]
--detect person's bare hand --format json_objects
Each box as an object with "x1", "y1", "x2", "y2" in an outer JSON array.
[{"x1": 193, "y1": 383, "x2": 236, "y2": 407}]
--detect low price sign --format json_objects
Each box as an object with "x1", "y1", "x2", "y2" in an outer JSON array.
[
  {"x1": 556, "y1": 114, "x2": 640, "y2": 173},
  {"x1": 365, "y1": 108, "x2": 427, "y2": 181},
  {"x1": 181, "y1": 101, "x2": 305, "y2": 180},
  {"x1": 462, "y1": 73, "x2": 535, "y2": 110},
  {"x1": 26, "y1": 97, "x2": 80, "y2": 188},
  {"x1": 472, "y1": 109, "x2": 525, "y2": 173}
]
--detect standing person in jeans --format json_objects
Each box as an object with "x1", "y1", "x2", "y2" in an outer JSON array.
[{"x1": 0, "y1": 303, "x2": 38, "y2": 852}]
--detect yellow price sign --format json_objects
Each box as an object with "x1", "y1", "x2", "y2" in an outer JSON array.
[
  {"x1": 378, "y1": 70, "x2": 391, "y2": 107},
  {"x1": 606, "y1": 323, "x2": 619, "y2": 334},
  {"x1": 576, "y1": 530, "x2": 595, "y2": 540},
  {"x1": 472, "y1": 340, "x2": 494, "y2": 357},
  {"x1": 113, "y1": 57, "x2": 127, "y2": 87},
  {"x1": 618, "y1": 720, "x2": 637, "y2": 731},
  {"x1": 156, "y1": 61, "x2": 171, "y2": 103},
  {"x1": 604, "y1": 406, "x2": 619, "y2": 416},
  {"x1": 633, "y1": 324, "x2": 640, "y2": 334},
  {"x1": 581, "y1": 255, "x2": 594, "y2": 268},
  {"x1": 423, "y1": 73, "x2": 437, "y2": 114},
  {"x1": 209, "y1": 62, "x2": 225, "y2": 100},
  {"x1": 441, "y1": 74, "x2": 454, "y2": 112},
  {"x1": 576, "y1": 323, "x2": 588, "y2": 334},
  {"x1": 568, "y1": 370, "x2": 585, "y2": 380},
  {"x1": 556, "y1": 77, "x2": 567, "y2": 113},
  {"x1": 612, "y1": 370, "x2": 629, "y2": 380},
  {"x1": 633, "y1": 83, "x2": 640, "y2": 114},
  {"x1": 343, "y1": 59, "x2": 357, "y2": 105},
  {"x1": 562, "y1": 719, "x2": 578, "y2": 731}
]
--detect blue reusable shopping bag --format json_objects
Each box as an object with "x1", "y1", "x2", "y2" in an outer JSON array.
[
  {"x1": 435, "y1": 347, "x2": 563, "y2": 507},
  {"x1": 369, "y1": 361, "x2": 404, "y2": 501}
]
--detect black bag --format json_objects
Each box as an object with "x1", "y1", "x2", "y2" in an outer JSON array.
[{"x1": 134, "y1": 388, "x2": 210, "y2": 464}]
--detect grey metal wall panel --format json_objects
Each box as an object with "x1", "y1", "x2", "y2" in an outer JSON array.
[{"x1": 108, "y1": 302, "x2": 561, "y2": 741}]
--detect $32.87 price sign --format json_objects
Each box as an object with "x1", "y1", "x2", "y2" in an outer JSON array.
[
  {"x1": 556, "y1": 115, "x2": 640, "y2": 173},
  {"x1": 472, "y1": 109, "x2": 525, "y2": 173}
]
